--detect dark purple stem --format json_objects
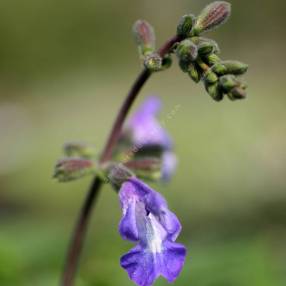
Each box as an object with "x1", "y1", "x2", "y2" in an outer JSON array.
[{"x1": 61, "y1": 34, "x2": 181, "y2": 286}]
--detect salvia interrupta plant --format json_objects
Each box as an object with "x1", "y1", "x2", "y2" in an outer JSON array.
[{"x1": 54, "y1": 2, "x2": 248, "y2": 286}]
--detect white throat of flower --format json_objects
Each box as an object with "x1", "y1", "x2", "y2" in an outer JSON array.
[{"x1": 145, "y1": 213, "x2": 166, "y2": 254}]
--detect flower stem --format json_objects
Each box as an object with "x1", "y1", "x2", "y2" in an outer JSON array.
[{"x1": 61, "y1": 34, "x2": 181, "y2": 286}]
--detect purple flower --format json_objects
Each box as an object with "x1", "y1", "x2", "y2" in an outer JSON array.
[
  {"x1": 119, "y1": 177, "x2": 186, "y2": 286},
  {"x1": 124, "y1": 96, "x2": 177, "y2": 181},
  {"x1": 127, "y1": 96, "x2": 172, "y2": 150}
]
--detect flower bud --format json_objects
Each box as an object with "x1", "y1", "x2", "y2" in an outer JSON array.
[
  {"x1": 220, "y1": 60, "x2": 248, "y2": 75},
  {"x1": 194, "y1": 1, "x2": 231, "y2": 34},
  {"x1": 198, "y1": 41, "x2": 215, "y2": 55},
  {"x1": 144, "y1": 53, "x2": 162, "y2": 71},
  {"x1": 204, "y1": 69, "x2": 218, "y2": 84},
  {"x1": 211, "y1": 63, "x2": 227, "y2": 74},
  {"x1": 133, "y1": 20, "x2": 155, "y2": 57},
  {"x1": 177, "y1": 14, "x2": 195, "y2": 37},
  {"x1": 227, "y1": 87, "x2": 246, "y2": 100},
  {"x1": 176, "y1": 39, "x2": 198, "y2": 63},
  {"x1": 192, "y1": 37, "x2": 220, "y2": 53},
  {"x1": 188, "y1": 64, "x2": 201, "y2": 83},
  {"x1": 63, "y1": 141, "x2": 96, "y2": 159},
  {"x1": 206, "y1": 82, "x2": 224, "y2": 101},
  {"x1": 53, "y1": 158, "x2": 96, "y2": 182},
  {"x1": 204, "y1": 53, "x2": 220, "y2": 65},
  {"x1": 219, "y1": 74, "x2": 238, "y2": 91}
]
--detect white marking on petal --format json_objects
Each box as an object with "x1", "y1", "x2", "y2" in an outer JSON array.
[{"x1": 145, "y1": 213, "x2": 167, "y2": 254}]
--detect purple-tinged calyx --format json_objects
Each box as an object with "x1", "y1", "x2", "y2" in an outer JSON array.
[
  {"x1": 53, "y1": 158, "x2": 96, "y2": 182},
  {"x1": 119, "y1": 177, "x2": 186, "y2": 286}
]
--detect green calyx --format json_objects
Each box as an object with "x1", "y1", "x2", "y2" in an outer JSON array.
[
  {"x1": 176, "y1": 14, "x2": 195, "y2": 37},
  {"x1": 176, "y1": 39, "x2": 198, "y2": 62}
]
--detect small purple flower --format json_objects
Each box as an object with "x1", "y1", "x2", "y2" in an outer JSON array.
[
  {"x1": 119, "y1": 177, "x2": 186, "y2": 286},
  {"x1": 127, "y1": 96, "x2": 172, "y2": 150},
  {"x1": 125, "y1": 96, "x2": 177, "y2": 181}
]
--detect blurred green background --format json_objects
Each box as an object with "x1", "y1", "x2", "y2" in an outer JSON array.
[{"x1": 0, "y1": 0, "x2": 286, "y2": 285}]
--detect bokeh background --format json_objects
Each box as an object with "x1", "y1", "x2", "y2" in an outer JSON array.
[{"x1": 0, "y1": 0, "x2": 285, "y2": 285}]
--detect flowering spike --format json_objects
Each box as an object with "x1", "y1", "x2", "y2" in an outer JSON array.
[
  {"x1": 63, "y1": 141, "x2": 96, "y2": 159},
  {"x1": 176, "y1": 14, "x2": 195, "y2": 37},
  {"x1": 193, "y1": 1, "x2": 231, "y2": 35},
  {"x1": 133, "y1": 20, "x2": 156, "y2": 58},
  {"x1": 53, "y1": 158, "x2": 96, "y2": 182}
]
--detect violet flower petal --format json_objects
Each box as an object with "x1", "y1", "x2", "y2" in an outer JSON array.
[
  {"x1": 118, "y1": 178, "x2": 186, "y2": 286},
  {"x1": 128, "y1": 96, "x2": 173, "y2": 150}
]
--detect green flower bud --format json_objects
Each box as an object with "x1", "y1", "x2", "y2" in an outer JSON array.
[
  {"x1": 53, "y1": 158, "x2": 96, "y2": 182},
  {"x1": 220, "y1": 60, "x2": 248, "y2": 75},
  {"x1": 194, "y1": 1, "x2": 231, "y2": 35},
  {"x1": 211, "y1": 63, "x2": 227, "y2": 74},
  {"x1": 206, "y1": 82, "x2": 224, "y2": 101},
  {"x1": 144, "y1": 53, "x2": 162, "y2": 71},
  {"x1": 198, "y1": 41, "x2": 215, "y2": 55},
  {"x1": 219, "y1": 74, "x2": 238, "y2": 91},
  {"x1": 192, "y1": 37, "x2": 220, "y2": 54},
  {"x1": 204, "y1": 69, "x2": 218, "y2": 84},
  {"x1": 204, "y1": 53, "x2": 220, "y2": 65},
  {"x1": 133, "y1": 20, "x2": 156, "y2": 57},
  {"x1": 227, "y1": 87, "x2": 246, "y2": 100},
  {"x1": 63, "y1": 141, "x2": 96, "y2": 159},
  {"x1": 188, "y1": 64, "x2": 201, "y2": 83},
  {"x1": 176, "y1": 39, "x2": 198, "y2": 63},
  {"x1": 177, "y1": 14, "x2": 195, "y2": 37}
]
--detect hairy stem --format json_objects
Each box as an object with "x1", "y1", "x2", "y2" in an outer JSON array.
[{"x1": 61, "y1": 34, "x2": 181, "y2": 286}]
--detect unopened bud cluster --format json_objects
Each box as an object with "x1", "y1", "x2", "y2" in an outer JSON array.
[
  {"x1": 133, "y1": 1, "x2": 248, "y2": 101},
  {"x1": 175, "y1": 1, "x2": 248, "y2": 101}
]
